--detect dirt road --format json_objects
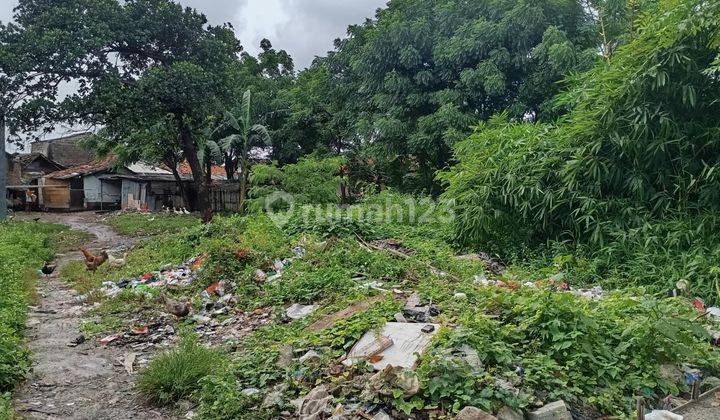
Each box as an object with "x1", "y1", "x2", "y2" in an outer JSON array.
[{"x1": 12, "y1": 212, "x2": 174, "y2": 420}]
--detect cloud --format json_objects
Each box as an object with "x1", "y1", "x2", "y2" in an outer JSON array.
[{"x1": 1, "y1": 0, "x2": 387, "y2": 143}]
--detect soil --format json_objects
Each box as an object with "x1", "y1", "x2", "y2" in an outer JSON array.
[{"x1": 11, "y1": 212, "x2": 176, "y2": 420}]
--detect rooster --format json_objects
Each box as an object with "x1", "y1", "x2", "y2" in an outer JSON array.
[
  {"x1": 80, "y1": 248, "x2": 109, "y2": 272},
  {"x1": 39, "y1": 261, "x2": 56, "y2": 278}
]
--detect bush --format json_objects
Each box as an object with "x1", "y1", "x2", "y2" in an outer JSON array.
[
  {"x1": 249, "y1": 156, "x2": 346, "y2": 210},
  {"x1": 137, "y1": 334, "x2": 223, "y2": 405}
]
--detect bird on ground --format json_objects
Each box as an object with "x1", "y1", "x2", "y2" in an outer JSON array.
[
  {"x1": 39, "y1": 261, "x2": 57, "y2": 278},
  {"x1": 173, "y1": 207, "x2": 183, "y2": 215},
  {"x1": 108, "y1": 252, "x2": 128, "y2": 269},
  {"x1": 182, "y1": 208, "x2": 190, "y2": 215},
  {"x1": 163, "y1": 206, "x2": 171, "y2": 214},
  {"x1": 33, "y1": 217, "x2": 41, "y2": 222},
  {"x1": 80, "y1": 248, "x2": 109, "y2": 272},
  {"x1": 159, "y1": 294, "x2": 191, "y2": 318}
]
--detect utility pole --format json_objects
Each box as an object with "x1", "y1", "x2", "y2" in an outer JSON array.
[{"x1": 0, "y1": 113, "x2": 7, "y2": 220}]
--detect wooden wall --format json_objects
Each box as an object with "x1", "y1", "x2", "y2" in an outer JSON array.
[{"x1": 40, "y1": 178, "x2": 71, "y2": 209}]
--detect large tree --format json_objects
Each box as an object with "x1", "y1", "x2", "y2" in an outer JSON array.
[
  {"x1": 0, "y1": 20, "x2": 61, "y2": 220},
  {"x1": 12, "y1": 0, "x2": 243, "y2": 221},
  {"x1": 278, "y1": 0, "x2": 633, "y2": 193}
]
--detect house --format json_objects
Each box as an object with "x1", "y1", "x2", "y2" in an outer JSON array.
[
  {"x1": 5, "y1": 152, "x2": 65, "y2": 210},
  {"x1": 30, "y1": 133, "x2": 95, "y2": 167},
  {"x1": 39, "y1": 157, "x2": 122, "y2": 210}
]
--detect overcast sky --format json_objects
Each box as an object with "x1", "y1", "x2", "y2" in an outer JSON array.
[{"x1": 1, "y1": 0, "x2": 386, "y2": 149}]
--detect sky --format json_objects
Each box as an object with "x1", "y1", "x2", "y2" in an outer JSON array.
[{"x1": 1, "y1": 0, "x2": 387, "y2": 149}]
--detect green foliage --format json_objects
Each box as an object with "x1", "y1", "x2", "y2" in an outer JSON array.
[
  {"x1": 106, "y1": 213, "x2": 200, "y2": 236},
  {"x1": 249, "y1": 156, "x2": 346, "y2": 209},
  {"x1": 440, "y1": 0, "x2": 720, "y2": 301},
  {"x1": 0, "y1": 221, "x2": 65, "y2": 390},
  {"x1": 137, "y1": 334, "x2": 224, "y2": 406}
]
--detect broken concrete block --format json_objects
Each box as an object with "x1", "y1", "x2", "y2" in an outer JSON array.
[
  {"x1": 286, "y1": 303, "x2": 317, "y2": 320},
  {"x1": 344, "y1": 322, "x2": 440, "y2": 370},
  {"x1": 527, "y1": 400, "x2": 572, "y2": 420},
  {"x1": 298, "y1": 385, "x2": 332, "y2": 420},
  {"x1": 456, "y1": 406, "x2": 497, "y2": 420},
  {"x1": 497, "y1": 406, "x2": 524, "y2": 420}
]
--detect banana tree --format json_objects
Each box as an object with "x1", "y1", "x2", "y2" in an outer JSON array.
[{"x1": 215, "y1": 90, "x2": 271, "y2": 213}]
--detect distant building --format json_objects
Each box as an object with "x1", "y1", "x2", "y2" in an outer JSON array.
[{"x1": 30, "y1": 133, "x2": 95, "y2": 167}]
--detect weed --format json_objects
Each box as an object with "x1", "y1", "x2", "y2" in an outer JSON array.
[{"x1": 137, "y1": 334, "x2": 224, "y2": 405}]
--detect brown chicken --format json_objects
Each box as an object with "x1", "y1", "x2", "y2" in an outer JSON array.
[
  {"x1": 80, "y1": 248, "x2": 108, "y2": 272},
  {"x1": 160, "y1": 294, "x2": 191, "y2": 318}
]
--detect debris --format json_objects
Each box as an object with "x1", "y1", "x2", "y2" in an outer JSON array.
[
  {"x1": 241, "y1": 388, "x2": 261, "y2": 396},
  {"x1": 262, "y1": 387, "x2": 285, "y2": 408},
  {"x1": 456, "y1": 252, "x2": 505, "y2": 275},
  {"x1": 66, "y1": 335, "x2": 86, "y2": 347},
  {"x1": 421, "y1": 324, "x2": 435, "y2": 333},
  {"x1": 346, "y1": 336, "x2": 393, "y2": 364},
  {"x1": 191, "y1": 253, "x2": 208, "y2": 270},
  {"x1": 527, "y1": 400, "x2": 572, "y2": 420},
  {"x1": 454, "y1": 292, "x2": 468, "y2": 300},
  {"x1": 497, "y1": 406, "x2": 524, "y2": 420},
  {"x1": 131, "y1": 326, "x2": 149, "y2": 335},
  {"x1": 444, "y1": 344, "x2": 483, "y2": 372},
  {"x1": 456, "y1": 406, "x2": 497, "y2": 420},
  {"x1": 403, "y1": 292, "x2": 439, "y2": 322},
  {"x1": 345, "y1": 322, "x2": 439, "y2": 370},
  {"x1": 299, "y1": 350, "x2": 321, "y2": 364},
  {"x1": 373, "y1": 409, "x2": 391, "y2": 420},
  {"x1": 254, "y1": 269, "x2": 267, "y2": 282},
  {"x1": 287, "y1": 303, "x2": 318, "y2": 320},
  {"x1": 298, "y1": 385, "x2": 332, "y2": 420},
  {"x1": 361, "y1": 365, "x2": 420, "y2": 400},
  {"x1": 277, "y1": 344, "x2": 294, "y2": 368},
  {"x1": 123, "y1": 352, "x2": 137, "y2": 374},
  {"x1": 644, "y1": 410, "x2": 683, "y2": 420},
  {"x1": 369, "y1": 239, "x2": 415, "y2": 256},
  {"x1": 707, "y1": 307, "x2": 720, "y2": 319},
  {"x1": 394, "y1": 312, "x2": 407, "y2": 323},
  {"x1": 308, "y1": 296, "x2": 383, "y2": 332},
  {"x1": 100, "y1": 334, "x2": 120, "y2": 346}
]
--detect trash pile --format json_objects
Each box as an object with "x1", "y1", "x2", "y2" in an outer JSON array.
[
  {"x1": 473, "y1": 272, "x2": 605, "y2": 300},
  {"x1": 97, "y1": 254, "x2": 207, "y2": 299},
  {"x1": 254, "y1": 246, "x2": 305, "y2": 283}
]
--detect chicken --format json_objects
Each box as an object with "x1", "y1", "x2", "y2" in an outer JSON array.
[
  {"x1": 108, "y1": 252, "x2": 128, "y2": 269},
  {"x1": 182, "y1": 207, "x2": 190, "y2": 215},
  {"x1": 173, "y1": 207, "x2": 183, "y2": 215},
  {"x1": 39, "y1": 261, "x2": 56, "y2": 277},
  {"x1": 80, "y1": 248, "x2": 109, "y2": 272},
  {"x1": 160, "y1": 294, "x2": 191, "y2": 318}
]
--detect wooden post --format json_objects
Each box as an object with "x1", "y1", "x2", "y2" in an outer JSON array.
[
  {"x1": 0, "y1": 113, "x2": 7, "y2": 220},
  {"x1": 635, "y1": 396, "x2": 644, "y2": 420},
  {"x1": 692, "y1": 380, "x2": 701, "y2": 400}
]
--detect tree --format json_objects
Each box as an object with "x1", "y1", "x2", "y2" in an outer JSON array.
[
  {"x1": 276, "y1": 0, "x2": 613, "y2": 193},
  {"x1": 11, "y1": 0, "x2": 243, "y2": 222},
  {"x1": 0, "y1": 20, "x2": 62, "y2": 220},
  {"x1": 440, "y1": 0, "x2": 720, "y2": 248},
  {"x1": 210, "y1": 90, "x2": 270, "y2": 213}
]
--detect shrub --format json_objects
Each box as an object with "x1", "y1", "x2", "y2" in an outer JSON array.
[{"x1": 137, "y1": 334, "x2": 223, "y2": 405}]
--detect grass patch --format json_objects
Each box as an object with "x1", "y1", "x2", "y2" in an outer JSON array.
[
  {"x1": 107, "y1": 213, "x2": 199, "y2": 236},
  {"x1": 0, "y1": 221, "x2": 64, "y2": 391},
  {"x1": 137, "y1": 334, "x2": 223, "y2": 405}
]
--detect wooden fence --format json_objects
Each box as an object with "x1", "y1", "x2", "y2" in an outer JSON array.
[{"x1": 210, "y1": 183, "x2": 240, "y2": 213}]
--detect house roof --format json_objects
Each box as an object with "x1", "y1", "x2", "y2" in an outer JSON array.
[
  {"x1": 13, "y1": 153, "x2": 65, "y2": 170},
  {"x1": 30, "y1": 133, "x2": 96, "y2": 167},
  {"x1": 45, "y1": 156, "x2": 117, "y2": 180},
  {"x1": 176, "y1": 161, "x2": 227, "y2": 180}
]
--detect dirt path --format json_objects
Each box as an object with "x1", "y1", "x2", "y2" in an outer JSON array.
[{"x1": 12, "y1": 212, "x2": 174, "y2": 420}]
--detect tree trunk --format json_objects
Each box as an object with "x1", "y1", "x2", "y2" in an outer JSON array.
[
  {"x1": 239, "y1": 167, "x2": 248, "y2": 214},
  {"x1": 0, "y1": 113, "x2": 6, "y2": 220},
  {"x1": 224, "y1": 153, "x2": 236, "y2": 180},
  {"x1": 164, "y1": 155, "x2": 188, "y2": 209},
  {"x1": 179, "y1": 126, "x2": 212, "y2": 222}
]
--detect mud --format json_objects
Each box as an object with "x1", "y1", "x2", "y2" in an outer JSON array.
[{"x1": 11, "y1": 212, "x2": 175, "y2": 420}]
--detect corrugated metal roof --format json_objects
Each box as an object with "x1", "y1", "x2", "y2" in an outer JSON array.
[{"x1": 45, "y1": 156, "x2": 117, "y2": 179}]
